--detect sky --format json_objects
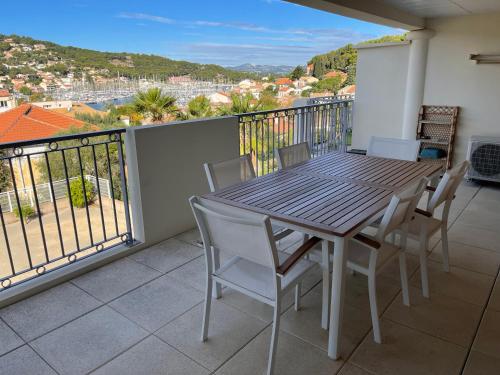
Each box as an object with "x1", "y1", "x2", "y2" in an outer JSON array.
[{"x1": 0, "y1": 0, "x2": 401, "y2": 66}]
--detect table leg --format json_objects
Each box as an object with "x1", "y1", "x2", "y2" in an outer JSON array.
[
  {"x1": 321, "y1": 240, "x2": 332, "y2": 329},
  {"x1": 328, "y1": 236, "x2": 348, "y2": 360}
]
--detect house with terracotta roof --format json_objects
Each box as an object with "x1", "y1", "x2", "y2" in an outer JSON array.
[
  {"x1": 337, "y1": 84, "x2": 356, "y2": 96},
  {"x1": 0, "y1": 90, "x2": 16, "y2": 113},
  {"x1": 275, "y1": 77, "x2": 293, "y2": 88},
  {"x1": 323, "y1": 70, "x2": 348, "y2": 83},
  {"x1": 0, "y1": 104, "x2": 87, "y2": 144}
]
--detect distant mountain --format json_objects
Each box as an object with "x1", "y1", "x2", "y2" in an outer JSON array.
[
  {"x1": 227, "y1": 63, "x2": 295, "y2": 75},
  {"x1": 0, "y1": 34, "x2": 256, "y2": 82}
]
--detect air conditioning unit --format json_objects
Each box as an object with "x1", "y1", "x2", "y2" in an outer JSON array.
[{"x1": 466, "y1": 136, "x2": 500, "y2": 182}]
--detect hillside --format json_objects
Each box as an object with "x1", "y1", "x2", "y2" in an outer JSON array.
[
  {"x1": 308, "y1": 34, "x2": 406, "y2": 84},
  {"x1": 228, "y1": 63, "x2": 295, "y2": 75},
  {"x1": 0, "y1": 34, "x2": 255, "y2": 82}
]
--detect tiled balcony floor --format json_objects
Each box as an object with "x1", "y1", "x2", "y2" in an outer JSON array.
[{"x1": 1, "y1": 182, "x2": 500, "y2": 374}]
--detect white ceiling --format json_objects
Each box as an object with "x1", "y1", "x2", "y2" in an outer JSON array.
[{"x1": 379, "y1": 0, "x2": 500, "y2": 18}]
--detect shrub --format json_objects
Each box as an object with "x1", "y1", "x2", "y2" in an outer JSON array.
[
  {"x1": 13, "y1": 204, "x2": 36, "y2": 223},
  {"x1": 70, "y1": 178, "x2": 95, "y2": 208}
]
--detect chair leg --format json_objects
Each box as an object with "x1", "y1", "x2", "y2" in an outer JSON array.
[
  {"x1": 368, "y1": 273, "x2": 382, "y2": 344},
  {"x1": 212, "y1": 249, "x2": 222, "y2": 299},
  {"x1": 201, "y1": 274, "x2": 213, "y2": 342},
  {"x1": 419, "y1": 230, "x2": 430, "y2": 298},
  {"x1": 294, "y1": 283, "x2": 301, "y2": 311},
  {"x1": 267, "y1": 299, "x2": 281, "y2": 375},
  {"x1": 321, "y1": 240, "x2": 331, "y2": 330},
  {"x1": 441, "y1": 224, "x2": 450, "y2": 273},
  {"x1": 399, "y1": 252, "x2": 410, "y2": 306}
]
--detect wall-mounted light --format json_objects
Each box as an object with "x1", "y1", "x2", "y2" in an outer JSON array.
[{"x1": 470, "y1": 54, "x2": 500, "y2": 64}]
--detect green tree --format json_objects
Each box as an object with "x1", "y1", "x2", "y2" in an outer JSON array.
[
  {"x1": 290, "y1": 65, "x2": 305, "y2": 80},
  {"x1": 312, "y1": 76, "x2": 343, "y2": 94},
  {"x1": 0, "y1": 151, "x2": 11, "y2": 192},
  {"x1": 19, "y1": 86, "x2": 32, "y2": 95},
  {"x1": 179, "y1": 95, "x2": 213, "y2": 119},
  {"x1": 217, "y1": 93, "x2": 263, "y2": 115},
  {"x1": 133, "y1": 88, "x2": 178, "y2": 123}
]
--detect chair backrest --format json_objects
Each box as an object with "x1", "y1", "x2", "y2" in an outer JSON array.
[
  {"x1": 376, "y1": 177, "x2": 428, "y2": 241},
  {"x1": 276, "y1": 142, "x2": 311, "y2": 169},
  {"x1": 189, "y1": 196, "x2": 279, "y2": 269},
  {"x1": 428, "y1": 160, "x2": 470, "y2": 213},
  {"x1": 204, "y1": 154, "x2": 256, "y2": 192},
  {"x1": 367, "y1": 137, "x2": 421, "y2": 161}
]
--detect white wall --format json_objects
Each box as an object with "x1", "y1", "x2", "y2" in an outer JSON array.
[
  {"x1": 424, "y1": 13, "x2": 500, "y2": 163},
  {"x1": 352, "y1": 12, "x2": 500, "y2": 163},
  {"x1": 351, "y1": 42, "x2": 410, "y2": 150},
  {"x1": 126, "y1": 117, "x2": 239, "y2": 246}
]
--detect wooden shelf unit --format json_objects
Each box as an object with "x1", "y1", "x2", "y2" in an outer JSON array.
[{"x1": 416, "y1": 105, "x2": 459, "y2": 171}]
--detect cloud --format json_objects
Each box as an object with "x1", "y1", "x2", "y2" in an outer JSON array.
[{"x1": 117, "y1": 12, "x2": 175, "y2": 24}]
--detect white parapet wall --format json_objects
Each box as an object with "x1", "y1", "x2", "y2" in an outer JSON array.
[
  {"x1": 126, "y1": 116, "x2": 239, "y2": 246},
  {"x1": 351, "y1": 42, "x2": 410, "y2": 150}
]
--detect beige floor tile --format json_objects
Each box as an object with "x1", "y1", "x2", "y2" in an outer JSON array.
[
  {"x1": 410, "y1": 260, "x2": 494, "y2": 306},
  {"x1": 383, "y1": 286, "x2": 482, "y2": 347},
  {"x1": 474, "y1": 186, "x2": 500, "y2": 203},
  {"x1": 344, "y1": 273, "x2": 400, "y2": 313},
  {"x1": 339, "y1": 363, "x2": 375, "y2": 375},
  {"x1": 447, "y1": 223, "x2": 500, "y2": 253},
  {"x1": 430, "y1": 241, "x2": 500, "y2": 276},
  {"x1": 455, "y1": 208, "x2": 500, "y2": 233},
  {"x1": 129, "y1": 238, "x2": 202, "y2": 273},
  {"x1": 379, "y1": 254, "x2": 419, "y2": 284},
  {"x1": 280, "y1": 285, "x2": 372, "y2": 358},
  {"x1": 214, "y1": 327, "x2": 342, "y2": 375},
  {"x1": 489, "y1": 279, "x2": 500, "y2": 312},
  {"x1": 156, "y1": 301, "x2": 267, "y2": 371},
  {"x1": 175, "y1": 227, "x2": 203, "y2": 247},
  {"x1": 93, "y1": 336, "x2": 209, "y2": 375},
  {"x1": 463, "y1": 350, "x2": 500, "y2": 375},
  {"x1": 473, "y1": 309, "x2": 500, "y2": 360},
  {"x1": 350, "y1": 319, "x2": 467, "y2": 375},
  {"x1": 0, "y1": 345, "x2": 57, "y2": 375}
]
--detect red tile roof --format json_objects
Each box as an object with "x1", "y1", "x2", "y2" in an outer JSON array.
[
  {"x1": 275, "y1": 77, "x2": 293, "y2": 85},
  {"x1": 324, "y1": 71, "x2": 347, "y2": 80},
  {"x1": 0, "y1": 104, "x2": 87, "y2": 144},
  {"x1": 0, "y1": 89, "x2": 10, "y2": 97}
]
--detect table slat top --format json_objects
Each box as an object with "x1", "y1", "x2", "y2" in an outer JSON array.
[{"x1": 205, "y1": 152, "x2": 441, "y2": 237}]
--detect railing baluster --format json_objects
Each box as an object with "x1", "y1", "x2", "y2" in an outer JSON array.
[
  {"x1": 62, "y1": 149, "x2": 80, "y2": 252},
  {"x1": 7, "y1": 157, "x2": 32, "y2": 269},
  {"x1": 105, "y1": 143, "x2": 119, "y2": 236},
  {"x1": 116, "y1": 133, "x2": 132, "y2": 243},
  {"x1": 44, "y1": 152, "x2": 65, "y2": 256},
  {"x1": 91, "y1": 145, "x2": 107, "y2": 241},
  {"x1": 0, "y1": 197, "x2": 15, "y2": 280},
  {"x1": 76, "y1": 147, "x2": 94, "y2": 245},
  {"x1": 26, "y1": 155, "x2": 49, "y2": 264}
]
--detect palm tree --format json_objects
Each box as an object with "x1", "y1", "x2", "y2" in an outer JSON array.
[
  {"x1": 216, "y1": 93, "x2": 264, "y2": 115},
  {"x1": 133, "y1": 88, "x2": 178, "y2": 123},
  {"x1": 179, "y1": 95, "x2": 213, "y2": 120}
]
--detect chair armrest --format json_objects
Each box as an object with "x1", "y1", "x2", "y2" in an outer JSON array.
[
  {"x1": 415, "y1": 208, "x2": 433, "y2": 217},
  {"x1": 276, "y1": 237, "x2": 321, "y2": 276},
  {"x1": 353, "y1": 233, "x2": 381, "y2": 249}
]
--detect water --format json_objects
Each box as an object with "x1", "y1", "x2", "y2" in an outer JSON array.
[{"x1": 86, "y1": 96, "x2": 134, "y2": 111}]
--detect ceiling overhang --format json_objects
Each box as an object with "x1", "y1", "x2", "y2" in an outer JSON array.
[{"x1": 286, "y1": 0, "x2": 425, "y2": 30}]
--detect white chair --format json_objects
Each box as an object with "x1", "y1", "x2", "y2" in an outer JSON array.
[
  {"x1": 367, "y1": 136, "x2": 421, "y2": 161},
  {"x1": 397, "y1": 161, "x2": 470, "y2": 298},
  {"x1": 276, "y1": 142, "x2": 311, "y2": 169},
  {"x1": 344, "y1": 177, "x2": 428, "y2": 343},
  {"x1": 190, "y1": 196, "x2": 320, "y2": 375},
  {"x1": 204, "y1": 154, "x2": 295, "y2": 298}
]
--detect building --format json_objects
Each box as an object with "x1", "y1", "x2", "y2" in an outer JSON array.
[
  {"x1": 31, "y1": 100, "x2": 73, "y2": 111},
  {"x1": 0, "y1": 104, "x2": 87, "y2": 144},
  {"x1": 337, "y1": 84, "x2": 356, "y2": 96},
  {"x1": 275, "y1": 77, "x2": 293, "y2": 88},
  {"x1": 208, "y1": 92, "x2": 232, "y2": 105},
  {"x1": 0, "y1": 90, "x2": 16, "y2": 113},
  {"x1": 324, "y1": 70, "x2": 348, "y2": 82}
]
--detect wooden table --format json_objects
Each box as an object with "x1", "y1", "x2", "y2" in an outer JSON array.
[{"x1": 204, "y1": 152, "x2": 441, "y2": 360}]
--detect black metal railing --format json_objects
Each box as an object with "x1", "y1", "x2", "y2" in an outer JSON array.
[
  {"x1": 0, "y1": 129, "x2": 132, "y2": 290},
  {"x1": 238, "y1": 97, "x2": 353, "y2": 176}
]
